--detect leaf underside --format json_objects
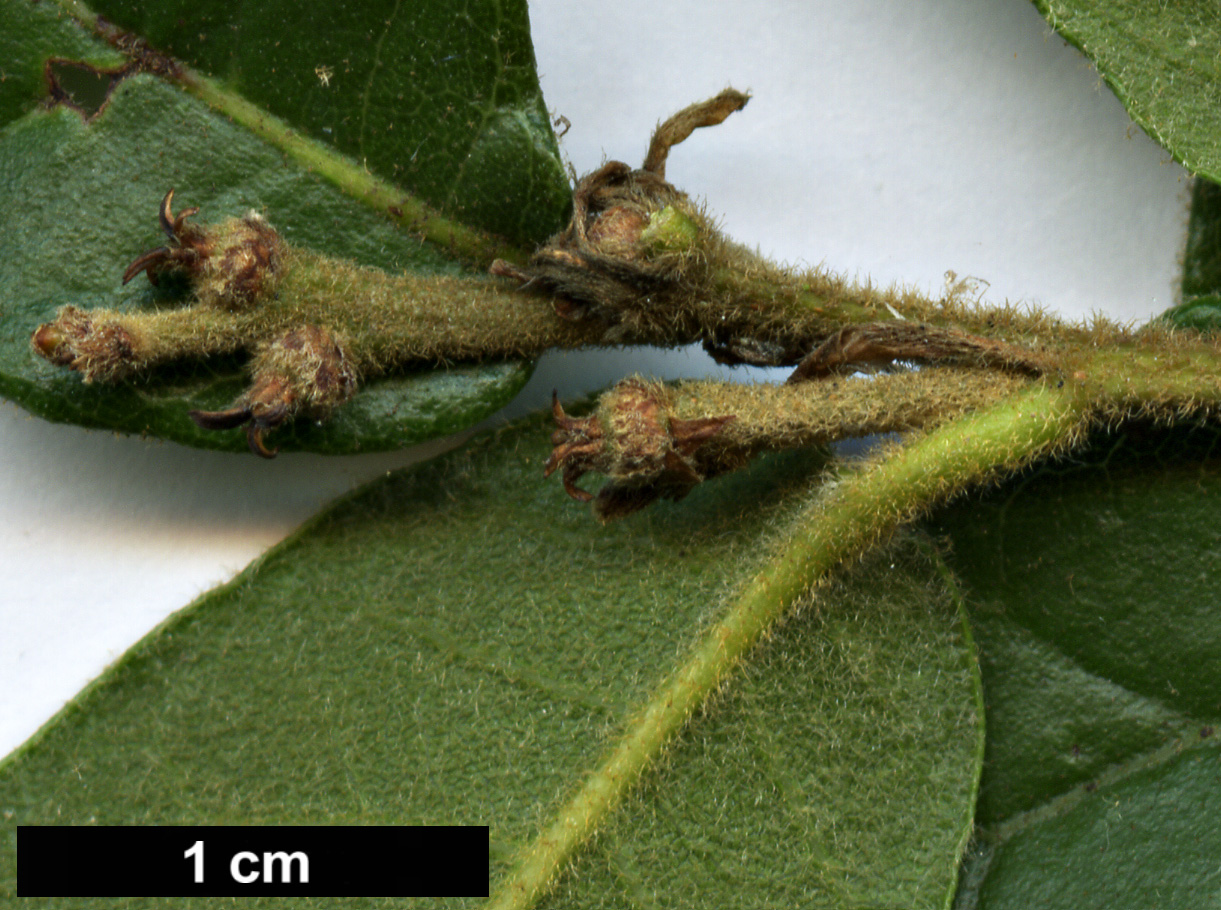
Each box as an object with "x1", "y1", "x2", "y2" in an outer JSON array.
[
  {"x1": 0, "y1": 411, "x2": 982, "y2": 909},
  {"x1": 1032, "y1": 0, "x2": 1221, "y2": 183},
  {"x1": 0, "y1": 0, "x2": 569, "y2": 453},
  {"x1": 932, "y1": 424, "x2": 1221, "y2": 908}
]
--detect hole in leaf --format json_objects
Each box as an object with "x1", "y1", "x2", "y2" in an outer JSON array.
[{"x1": 45, "y1": 59, "x2": 131, "y2": 120}]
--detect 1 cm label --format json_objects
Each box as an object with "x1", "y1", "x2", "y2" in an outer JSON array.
[{"x1": 184, "y1": 840, "x2": 310, "y2": 884}]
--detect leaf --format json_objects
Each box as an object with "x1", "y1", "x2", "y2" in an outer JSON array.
[
  {"x1": 82, "y1": 0, "x2": 569, "y2": 246},
  {"x1": 967, "y1": 747, "x2": 1221, "y2": 909},
  {"x1": 0, "y1": 0, "x2": 568, "y2": 453},
  {"x1": 537, "y1": 543, "x2": 984, "y2": 909},
  {"x1": 930, "y1": 425, "x2": 1221, "y2": 907},
  {"x1": 0, "y1": 0, "x2": 128, "y2": 126},
  {"x1": 0, "y1": 410, "x2": 982, "y2": 908},
  {"x1": 1160, "y1": 295, "x2": 1221, "y2": 334},
  {"x1": 1031, "y1": 0, "x2": 1221, "y2": 182},
  {"x1": 1161, "y1": 177, "x2": 1221, "y2": 333}
]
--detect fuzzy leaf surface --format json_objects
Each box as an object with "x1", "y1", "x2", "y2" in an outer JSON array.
[
  {"x1": 0, "y1": 412, "x2": 982, "y2": 908},
  {"x1": 0, "y1": 0, "x2": 568, "y2": 453},
  {"x1": 931, "y1": 427, "x2": 1221, "y2": 907},
  {"x1": 1032, "y1": 0, "x2": 1221, "y2": 182}
]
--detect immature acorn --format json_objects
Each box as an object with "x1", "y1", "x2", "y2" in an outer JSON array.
[
  {"x1": 545, "y1": 379, "x2": 737, "y2": 520},
  {"x1": 123, "y1": 189, "x2": 285, "y2": 310},
  {"x1": 493, "y1": 89, "x2": 786, "y2": 355},
  {"x1": 189, "y1": 324, "x2": 360, "y2": 458}
]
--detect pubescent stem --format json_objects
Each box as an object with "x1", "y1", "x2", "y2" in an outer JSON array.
[
  {"x1": 546, "y1": 370, "x2": 1031, "y2": 519},
  {"x1": 544, "y1": 329, "x2": 1221, "y2": 517}
]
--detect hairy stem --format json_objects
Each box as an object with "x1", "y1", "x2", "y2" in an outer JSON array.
[
  {"x1": 545, "y1": 324, "x2": 1221, "y2": 516},
  {"x1": 33, "y1": 248, "x2": 608, "y2": 384},
  {"x1": 629, "y1": 370, "x2": 1030, "y2": 452},
  {"x1": 489, "y1": 380, "x2": 1085, "y2": 909},
  {"x1": 1076, "y1": 342, "x2": 1221, "y2": 420},
  {"x1": 546, "y1": 370, "x2": 1033, "y2": 518}
]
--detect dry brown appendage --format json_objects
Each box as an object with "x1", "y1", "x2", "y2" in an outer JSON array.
[
  {"x1": 788, "y1": 323, "x2": 1051, "y2": 382},
  {"x1": 512, "y1": 91, "x2": 1056, "y2": 516}
]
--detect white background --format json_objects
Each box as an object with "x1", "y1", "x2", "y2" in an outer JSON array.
[{"x1": 0, "y1": 0, "x2": 1189, "y2": 758}]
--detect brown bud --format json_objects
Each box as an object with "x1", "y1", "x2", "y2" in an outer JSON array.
[
  {"x1": 190, "y1": 324, "x2": 357, "y2": 457},
  {"x1": 123, "y1": 190, "x2": 284, "y2": 310},
  {"x1": 546, "y1": 380, "x2": 735, "y2": 519},
  {"x1": 31, "y1": 306, "x2": 136, "y2": 382}
]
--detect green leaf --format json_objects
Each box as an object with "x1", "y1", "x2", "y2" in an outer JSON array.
[
  {"x1": 931, "y1": 426, "x2": 1221, "y2": 907},
  {"x1": 0, "y1": 411, "x2": 982, "y2": 908},
  {"x1": 84, "y1": 0, "x2": 568, "y2": 246},
  {"x1": 1160, "y1": 294, "x2": 1221, "y2": 334},
  {"x1": 970, "y1": 747, "x2": 1221, "y2": 909},
  {"x1": 1032, "y1": 0, "x2": 1221, "y2": 182},
  {"x1": 1162, "y1": 178, "x2": 1221, "y2": 333},
  {"x1": 0, "y1": 0, "x2": 127, "y2": 126},
  {"x1": 0, "y1": 0, "x2": 568, "y2": 453},
  {"x1": 1181, "y1": 179, "x2": 1221, "y2": 302}
]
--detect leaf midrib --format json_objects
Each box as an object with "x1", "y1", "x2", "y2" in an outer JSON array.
[{"x1": 47, "y1": 0, "x2": 533, "y2": 267}]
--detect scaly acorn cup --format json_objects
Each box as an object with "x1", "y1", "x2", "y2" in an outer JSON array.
[{"x1": 121, "y1": 189, "x2": 285, "y2": 310}]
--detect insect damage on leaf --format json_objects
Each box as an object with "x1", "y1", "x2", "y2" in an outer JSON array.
[
  {"x1": 44, "y1": 58, "x2": 131, "y2": 121},
  {"x1": 43, "y1": 28, "x2": 180, "y2": 122}
]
